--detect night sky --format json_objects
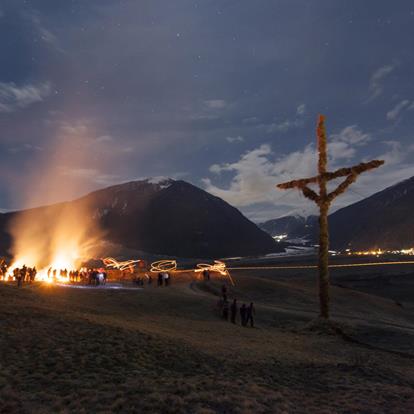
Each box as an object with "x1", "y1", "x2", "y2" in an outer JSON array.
[{"x1": 1, "y1": 0, "x2": 414, "y2": 221}]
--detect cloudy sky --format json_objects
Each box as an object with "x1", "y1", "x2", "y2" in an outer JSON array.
[{"x1": 1, "y1": 0, "x2": 414, "y2": 221}]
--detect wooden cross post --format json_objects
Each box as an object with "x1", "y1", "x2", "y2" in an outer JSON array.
[{"x1": 277, "y1": 115, "x2": 384, "y2": 319}]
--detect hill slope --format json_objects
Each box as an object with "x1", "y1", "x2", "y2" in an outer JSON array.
[
  {"x1": 85, "y1": 178, "x2": 279, "y2": 257},
  {"x1": 0, "y1": 178, "x2": 279, "y2": 259},
  {"x1": 1, "y1": 267, "x2": 414, "y2": 413},
  {"x1": 328, "y1": 176, "x2": 414, "y2": 250}
]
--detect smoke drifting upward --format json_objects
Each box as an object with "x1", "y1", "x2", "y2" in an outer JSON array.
[
  {"x1": 7, "y1": 120, "x2": 108, "y2": 276},
  {"x1": 8, "y1": 200, "x2": 101, "y2": 272}
]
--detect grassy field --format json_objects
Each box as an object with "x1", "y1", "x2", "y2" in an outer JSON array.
[{"x1": 1, "y1": 266, "x2": 414, "y2": 413}]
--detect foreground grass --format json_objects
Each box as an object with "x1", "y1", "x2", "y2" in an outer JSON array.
[{"x1": 0, "y1": 278, "x2": 413, "y2": 413}]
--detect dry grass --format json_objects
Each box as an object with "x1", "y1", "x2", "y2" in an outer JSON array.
[{"x1": 0, "y1": 271, "x2": 414, "y2": 413}]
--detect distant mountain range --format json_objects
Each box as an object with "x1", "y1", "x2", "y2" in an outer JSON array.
[
  {"x1": 0, "y1": 178, "x2": 280, "y2": 259},
  {"x1": 259, "y1": 215, "x2": 318, "y2": 244},
  {"x1": 259, "y1": 176, "x2": 414, "y2": 251},
  {"x1": 2, "y1": 175, "x2": 413, "y2": 260}
]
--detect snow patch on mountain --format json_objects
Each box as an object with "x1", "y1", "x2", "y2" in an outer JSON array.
[{"x1": 147, "y1": 177, "x2": 174, "y2": 189}]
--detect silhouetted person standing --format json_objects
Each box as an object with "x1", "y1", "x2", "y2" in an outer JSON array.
[
  {"x1": 29, "y1": 267, "x2": 36, "y2": 283},
  {"x1": 246, "y1": 302, "x2": 255, "y2": 327},
  {"x1": 21, "y1": 266, "x2": 27, "y2": 284},
  {"x1": 240, "y1": 304, "x2": 247, "y2": 327},
  {"x1": 21, "y1": 265, "x2": 27, "y2": 283},
  {"x1": 230, "y1": 299, "x2": 237, "y2": 324},
  {"x1": 221, "y1": 284, "x2": 227, "y2": 301},
  {"x1": 92, "y1": 270, "x2": 99, "y2": 286},
  {"x1": 222, "y1": 299, "x2": 229, "y2": 320},
  {"x1": 0, "y1": 262, "x2": 7, "y2": 280},
  {"x1": 14, "y1": 268, "x2": 22, "y2": 287}
]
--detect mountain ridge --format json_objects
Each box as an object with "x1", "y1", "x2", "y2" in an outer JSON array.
[
  {"x1": 259, "y1": 176, "x2": 414, "y2": 250},
  {"x1": 0, "y1": 178, "x2": 280, "y2": 259}
]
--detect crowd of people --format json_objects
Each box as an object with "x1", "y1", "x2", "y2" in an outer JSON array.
[
  {"x1": 133, "y1": 273, "x2": 151, "y2": 286},
  {"x1": 12, "y1": 265, "x2": 38, "y2": 287},
  {"x1": 157, "y1": 272, "x2": 171, "y2": 286},
  {"x1": 85, "y1": 269, "x2": 108, "y2": 286},
  {"x1": 218, "y1": 284, "x2": 255, "y2": 327},
  {"x1": 132, "y1": 272, "x2": 172, "y2": 286},
  {"x1": 43, "y1": 267, "x2": 109, "y2": 286},
  {"x1": 46, "y1": 268, "x2": 108, "y2": 285},
  {"x1": 0, "y1": 264, "x2": 109, "y2": 287},
  {"x1": 0, "y1": 261, "x2": 173, "y2": 289}
]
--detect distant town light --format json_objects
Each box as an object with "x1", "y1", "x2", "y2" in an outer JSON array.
[
  {"x1": 273, "y1": 234, "x2": 288, "y2": 242},
  {"x1": 342, "y1": 248, "x2": 414, "y2": 256}
]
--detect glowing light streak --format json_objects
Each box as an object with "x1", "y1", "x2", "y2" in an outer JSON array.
[
  {"x1": 103, "y1": 257, "x2": 141, "y2": 271},
  {"x1": 227, "y1": 260, "x2": 414, "y2": 271},
  {"x1": 195, "y1": 260, "x2": 227, "y2": 275},
  {"x1": 150, "y1": 260, "x2": 177, "y2": 272},
  {"x1": 194, "y1": 260, "x2": 235, "y2": 286}
]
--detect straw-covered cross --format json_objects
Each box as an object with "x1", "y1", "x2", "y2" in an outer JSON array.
[{"x1": 277, "y1": 115, "x2": 384, "y2": 319}]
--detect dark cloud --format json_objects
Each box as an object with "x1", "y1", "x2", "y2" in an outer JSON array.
[{"x1": 0, "y1": 0, "x2": 413, "y2": 220}]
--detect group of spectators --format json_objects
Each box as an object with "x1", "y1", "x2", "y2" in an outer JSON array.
[
  {"x1": 133, "y1": 271, "x2": 171, "y2": 287},
  {"x1": 133, "y1": 274, "x2": 149, "y2": 286},
  {"x1": 131, "y1": 271, "x2": 174, "y2": 287},
  {"x1": 86, "y1": 269, "x2": 108, "y2": 285},
  {"x1": 12, "y1": 265, "x2": 37, "y2": 287},
  {"x1": 46, "y1": 267, "x2": 108, "y2": 285},
  {"x1": 219, "y1": 284, "x2": 255, "y2": 327},
  {"x1": 1, "y1": 261, "x2": 170, "y2": 288},
  {"x1": 133, "y1": 273, "x2": 155, "y2": 286},
  {"x1": 157, "y1": 272, "x2": 171, "y2": 286},
  {"x1": 0, "y1": 265, "x2": 109, "y2": 287}
]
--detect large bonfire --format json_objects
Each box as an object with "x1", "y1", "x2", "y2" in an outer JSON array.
[
  {"x1": 7, "y1": 199, "x2": 102, "y2": 283},
  {"x1": 4, "y1": 122, "x2": 108, "y2": 283}
]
